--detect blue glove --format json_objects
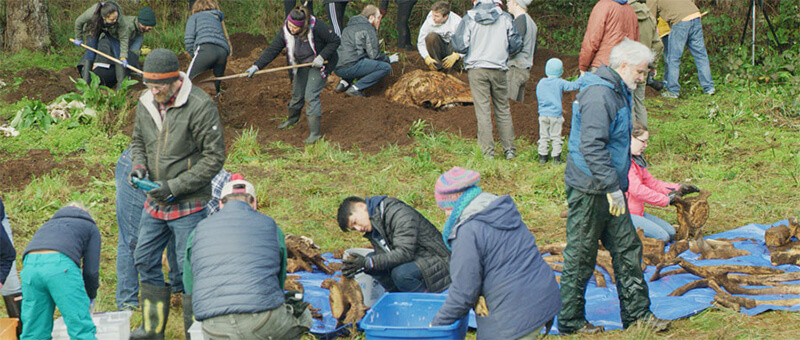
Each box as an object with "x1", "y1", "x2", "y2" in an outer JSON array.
[
  {"x1": 120, "y1": 58, "x2": 128, "y2": 68},
  {"x1": 74, "y1": 39, "x2": 84, "y2": 47},
  {"x1": 246, "y1": 65, "x2": 259, "y2": 78}
]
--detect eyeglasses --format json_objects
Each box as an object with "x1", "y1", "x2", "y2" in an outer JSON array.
[
  {"x1": 144, "y1": 82, "x2": 169, "y2": 91},
  {"x1": 633, "y1": 136, "x2": 648, "y2": 145}
]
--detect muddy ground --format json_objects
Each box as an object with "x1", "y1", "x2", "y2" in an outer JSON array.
[{"x1": 0, "y1": 32, "x2": 659, "y2": 191}]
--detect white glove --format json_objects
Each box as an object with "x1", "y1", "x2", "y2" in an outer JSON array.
[
  {"x1": 388, "y1": 53, "x2": 400, "y2": 64},
  {"x1": 245, "y1": 65, "x2": 259, "y2": 78},
  {"x1": 606, "y1": 190, "x2": 626, "y2": 217},
  {"x1": 312, "y1": 55, "x2": 325, "y2": 68}
]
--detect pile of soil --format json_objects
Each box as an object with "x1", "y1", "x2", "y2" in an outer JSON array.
[
  {"x1": 2, "y1": 67, "x2": 76, "y2": 103},
  {"x1": 0, "y1": 149, "x2": 102, "y2": 191}
]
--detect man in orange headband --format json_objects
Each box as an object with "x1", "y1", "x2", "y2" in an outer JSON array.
[{"x1": 129, "y1": 48, "x2": 226, "y2": 339}]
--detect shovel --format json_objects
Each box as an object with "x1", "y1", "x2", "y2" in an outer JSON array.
[
  {"x1": 70, "y1": 38, "x2": 143, "y2": 74},
  {"x1": 200, "y1": 62, "x2": 316, "y2": 82}
]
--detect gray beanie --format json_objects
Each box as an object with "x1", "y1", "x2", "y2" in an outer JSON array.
[{"x1": 143, "y1": 49, "x2": 180, "y2": 84}]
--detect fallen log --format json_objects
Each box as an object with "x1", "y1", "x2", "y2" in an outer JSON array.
[{"x1": 771, "y1": 247, "x2": 800, "y2": 266}]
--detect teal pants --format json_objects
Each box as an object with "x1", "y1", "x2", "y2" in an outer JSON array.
[
  {"x1": 557, "y1": 186, "x2": 652, "y2": 333},
  {"x1": 21, "y1": 253, "x2": 96, "y2": 340}
]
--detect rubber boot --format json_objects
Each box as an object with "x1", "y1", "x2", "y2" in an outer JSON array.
[
  {"x1": 130, "y1": 283, "x2": 171, "y2": 340},
  {"x1": 552, "y1": 153, "x2": 562, "y2": 164},
  {"x1": 539, "y1": 154, "x2": 548, "y2": 165},
  {"x1": 80, "y1": 59, "x2": 94, "y2": 85},
  {"x1": 114, "y1": 63, "x2": 126, "y2": 91},
  {"x1": 182, "y1": 294, "x2": 193, "y2": 340},
  {"x1": 278, "y1": 107, "x2": 302, "y2": 129},
  {"x1": 3, "y1": 293, "x2": 22, "y2": 336},
  {"x1": 304, "y1": 115, "x2": 322, "y2": 144}
]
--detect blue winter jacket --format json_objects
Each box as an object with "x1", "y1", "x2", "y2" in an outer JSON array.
[
  {"x1": 452, "y1": 0, "x2": 521, "y2": 71},
  {"x1": 432, "y1": 193, "x2": 561, "y2": 339},
  {"x1": 185, "y1": 10, "x2": 230, "y2": 56},
  {"x1": 565, "y1": 65, "x2": 633, "y2": 194},
  {"x1": 189, "y1": 200, "x2": 284, "y2": 321},
  {"x1": 536, "y1": 76, "x2": 582, "y2": 117}
]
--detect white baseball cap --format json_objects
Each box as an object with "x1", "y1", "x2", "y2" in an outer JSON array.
[{"x1": 220, "y1": 173, "x2": 255, "y2": 198}]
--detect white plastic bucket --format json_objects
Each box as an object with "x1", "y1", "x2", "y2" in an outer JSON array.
[
  {"x1": 188, "y1": 321, "x2": 205, "y2": 340},
  {"x1": 343, "y1": 248, "x2": 387, "y2": 307},
  {"x1": 52, "y1": 311, "x2": 132, "y2": 340}
]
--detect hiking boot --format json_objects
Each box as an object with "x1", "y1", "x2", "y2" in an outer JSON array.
[
  {"x1": 304, "y1": 115, "x2": 322, "y2": 144},
  {"x1": 278, "y1": 108, "x2": 302, "y2": 129},
  {"x1": 334, "y1": 79, "x2": 349, "y2": 93},
  {"x1": 661, "y1": 91, "x2": 678, "y2": 99},
  {"x1": 130, "y1": 283, "x2": 171, "y2": 340},
  {"x1": 705, "y1": 88, "x2": 716, "y2": 95},
  {"x1": 505, "y1": 150, "x2": 515, "y2": 160},
  {"x1": 575, "y1": 322, "x2": 605, "y2": 334},
  {"x1": 345, "y1": 86, "x2": 364, "y2": 97},
  {"x1": 539, "y1": 154, "x2": 548, "y2": 165},
  {"x1": 634, "y1": 314, "x2": 670, "y2": 332},
  {"x1": 552, "y1": 153, "x2": 562, "y2": 164}
]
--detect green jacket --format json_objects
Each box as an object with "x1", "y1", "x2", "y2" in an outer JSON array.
[
  {"x1": 630, "y1": 0, "x2": 663, "y2": 59},
  {"x1": 74, "y1": 1, "x2": 133, "y2": 60},
  {"x1": 121, "y1": 16, "x2": 143, "y2": 56},
  {"x1": 130, "y1": 73, "x2": 226, "y2": 205}
]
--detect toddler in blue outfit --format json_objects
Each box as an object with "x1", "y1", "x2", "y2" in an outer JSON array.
[{"x1": 535, "y1": 58, "x2": 582, "y2": 164}]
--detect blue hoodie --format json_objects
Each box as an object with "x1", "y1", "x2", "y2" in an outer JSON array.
[
  {"x1": 432, "y1": 193, "x2": 561, "y2": 339},
  {"x1": 536, "y1": 77, "x2": 582, "y2": 117}
]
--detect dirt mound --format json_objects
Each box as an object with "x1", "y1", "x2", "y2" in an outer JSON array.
[
  {"x1": 228, "y1": 32, "x2": 269, "y2": 60},
  {"x1": 0, "y1": 149, "x2": 97, "y2": 192},
  {"x1": 3, "y1": 67, "x2": 76, "y2": 103}
]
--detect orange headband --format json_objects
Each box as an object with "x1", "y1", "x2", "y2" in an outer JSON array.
[{"x1": 143, "y1": 71, "x2": 180, "y2": 80}]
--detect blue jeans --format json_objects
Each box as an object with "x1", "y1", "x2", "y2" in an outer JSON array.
[
  {"x1": 372, "y1": 262, "x2": 427, "y2": 292},
  {"x1": 631, "y1": 213, "x2": 675, "y2": 242},
  {"x1": 334, "y1": 59, "x2": 391, "y2": 91},
  {"x1": 665, "y1": 18, "x2": 714, "y2": 94},
  {"x1": 134, "y1": 207, "x2": 206, "y2": 286},
  {"x1": 116, "y1": 150, "x2": 183, "y2": 308}
]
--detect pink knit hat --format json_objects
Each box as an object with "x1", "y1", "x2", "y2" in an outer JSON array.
[{"x1": 435, "y1": 167, "x2": 480, "y2": 210}]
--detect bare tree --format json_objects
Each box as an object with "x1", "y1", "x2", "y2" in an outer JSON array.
[{"x1": 4, "y1": 0, "x2": 51, "y2": 53}]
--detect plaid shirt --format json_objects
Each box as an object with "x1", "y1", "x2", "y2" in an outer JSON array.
[
  {"x1": 206, "y1": 169, "x2": 231, "y2": 216},
  {"x1": 144, "y1": 199, "x2": 205, "y2": 220}
]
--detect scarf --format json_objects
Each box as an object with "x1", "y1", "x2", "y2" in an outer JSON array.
[{"x1": 441, "y1": 186, "x2": 482, "y2": 250}]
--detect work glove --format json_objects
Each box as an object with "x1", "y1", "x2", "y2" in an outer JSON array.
[
  {"x1": 668, "y1": 191, "x2": 680, "y2": 205},
  {"x1": 388, "y1": 53, "x2": 400, "y2": 64},
  {"x1": 380, "y1": 8, "x2": 387, "y2": 17},
  {"x1": 148, "y1": 181, "x2": 174, "y2": 205},
  {"x1": 128, "y1": 165, "x2": 146, "y2": 187},
  {"x1": 424, "y1": 56, "x2": 439, "y2": 71},
  {"x1": 342, "y1": 253, "x2": 371, "y2": 278},
  {"x1": 284, "y1": 290, "x2": 310, "y2": 318},
  {"x1": 312, "y1": 55, "x2": 325, "y2": 69},
  {"x1": 606, "y1": 189, "x2": 626, "y2": 217},
  {"x1": 678, "y1": 184, "x2": 700, "y2": 195},
  {"x1": 120, "y1": 58, "x2": 128, "y2": 69},
  {"x1": 74, "y1": 39, "x2": 83, "y2": 46},
  {"x1": 245, "y1": 65, "x2": 259, "y2": 78},
  {"x1": 441, "y1": 52, "x2": 461, "y2": 70}
]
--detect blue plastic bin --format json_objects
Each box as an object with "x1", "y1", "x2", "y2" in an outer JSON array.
[{"x1": 360, "y1": 293, "x2": 468, "y2": 340}]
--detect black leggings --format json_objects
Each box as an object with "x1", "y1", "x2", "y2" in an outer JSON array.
[
  {"x1": 395, "y1": 0, "x2": 418, "y2": 49},
  {"x1": 188, "y1": 43, "x2": 228, "y2": 94},
  {"x1": 284, "y1": 0, "x2": 314, "y2": 17},
  {"x1": 326, "y1": 2, "x2": 348, "y2": 36}
]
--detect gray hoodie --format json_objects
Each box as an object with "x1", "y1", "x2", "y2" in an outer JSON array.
[{"x1": 452, "y1": 0, "x2": 522, "y2": 71}]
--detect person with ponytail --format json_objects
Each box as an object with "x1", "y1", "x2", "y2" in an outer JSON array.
[
  {"x1": 74, "y1": 1, "x2": 133, "y2": 87},
  {"x1": 431, "y1": 167, "x2": 560, "y2": 340},
  {"x1": 185, "y1": 0, "x2": 232, "y2": 97},
  {"x1": 244, "y1": 6, "x2": 340, "y2": 144}
]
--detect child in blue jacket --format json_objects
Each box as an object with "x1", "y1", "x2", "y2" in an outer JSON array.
[{"x1": 535, "y1": 58, "x2": 582, "y2": 165}]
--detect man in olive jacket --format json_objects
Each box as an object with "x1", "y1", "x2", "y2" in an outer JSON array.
[
  {"x1": 337, "y1": 196, "x2": 451, "y2": 293},
  {"x1": 129, "y1": 48, "x2": 225, "y2": 340}
]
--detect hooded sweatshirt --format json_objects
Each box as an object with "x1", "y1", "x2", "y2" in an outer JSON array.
[
  {"x1": 416, "y1": 11, "x2": 462, "y2": 60},
  {"x1": 452, "y1": 0, "x2": 521, "y2": 71},
  {"x1": 432, "y1": 193, "x2": 560, "y2": 339},
  {"x1": 578, "y1": 0, "x2": 638, "y2": 71}
]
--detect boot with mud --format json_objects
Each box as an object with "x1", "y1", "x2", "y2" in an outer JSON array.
[
  {"x1": 182, "y1": 294, "x2": 193, "y2": 340},
  {"x1": 574, "y1": 322, "x2": 605, "y2": 334},
  {"x1": 3, "y1": 293, "x2": 22, "y2": 336},
  {"x1": 130, "y1": 283, "x2": 171, "y2": 340},
  {"x1": 304, "y1": 115, "x2": 322, "y2": 144},
  {"x1": 278, "y1": 108, "x2": 302, "y2": 129}
]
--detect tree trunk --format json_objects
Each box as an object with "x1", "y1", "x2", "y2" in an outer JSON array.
[{"x1": 4, "y1": 0, "x2": 51, "y2": 53}]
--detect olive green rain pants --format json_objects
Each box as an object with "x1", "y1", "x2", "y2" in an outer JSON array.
[{"x1": 557, "y1": 186, "x2": 652, "y2": 333}]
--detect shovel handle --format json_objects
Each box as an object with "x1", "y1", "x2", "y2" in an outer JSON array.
[
  {"x1": 70, "y1": 38, "x2": 143, "y2": 74},
  {"x1": 201, "y1": 62, "x2": 318, "y2": 82}
]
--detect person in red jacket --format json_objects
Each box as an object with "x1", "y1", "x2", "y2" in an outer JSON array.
[
  {"x1": 579, "y1": 0, "x2": 639, "y2": 73},
  {"x1": 626, "y1": 122, "x2": 699, "y2": 242}
]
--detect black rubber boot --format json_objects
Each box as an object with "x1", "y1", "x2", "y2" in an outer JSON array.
[
  {"x1": 114, "y1": 63, "x2": 126, "y2": 91},
  {"x1": 3, "y1": 293, "x2": 22, "y2": 336},
  {"x1": 182, "y1": 294, "x2": 193, "y2": 340},
  {"x1": 130, "y1": 283, "x2": 171, "y2": 340},
  {"x1": 539, "y1": 154, "x2": 548, "y2": 165},
  {"x1": 304, "y1": 115, "x2": 322, "y2": 144},
  {"x1": 278, "y1": 108, "x2": 302, "y2": 129},
  {"x1": 552, "y1": 153, "x2": 562, "y2": 164},
  {"x1": 80, "y1": 59, "x2": 94, "y2": 85}
]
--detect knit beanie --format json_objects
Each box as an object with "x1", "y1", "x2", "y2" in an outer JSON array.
[
  {"x1": 435, "y1": 167, "x2": 480, "y2": 210},
  {"x1": 143, "y1": 49, "x2": 180, "y2": 84},
  {"x1": 138, "y1": 6, "x2": 156, "y2": 27},
  {"x1": 545, "y1": 58, "x2": 563, "y2": 78}
]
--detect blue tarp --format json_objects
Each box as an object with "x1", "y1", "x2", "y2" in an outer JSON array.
[{"x1": 294, "y1": 221, "x2": 800, "y2": 337}]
